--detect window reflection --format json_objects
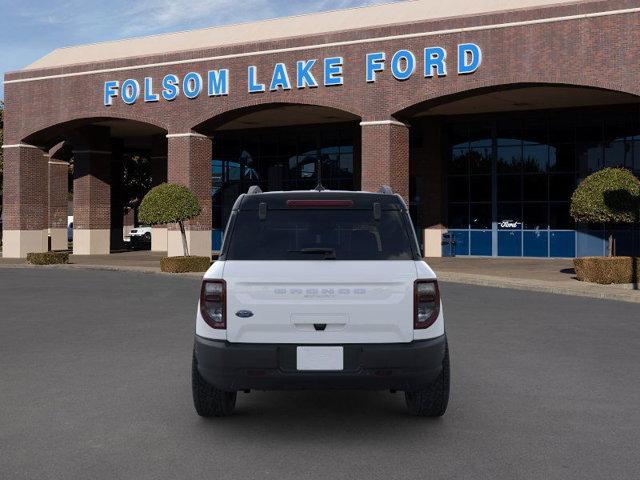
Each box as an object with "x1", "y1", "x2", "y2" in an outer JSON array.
[{"x1": 211, "y1": 124, "x2": 358, "y2": 229}]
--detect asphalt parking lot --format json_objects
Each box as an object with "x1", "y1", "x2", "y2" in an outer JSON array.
[{"x1": 1, "y1": 268, "x2": 639, "y2": 480}]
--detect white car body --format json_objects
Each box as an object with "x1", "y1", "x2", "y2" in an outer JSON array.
[
  {"x1": 191, "y1": 189, "x2": 449, "y2": 417},
  {"x1": 197, "y1": 260, "x2": 443, "y2": 343}
]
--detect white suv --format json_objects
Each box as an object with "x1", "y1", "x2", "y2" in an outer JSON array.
[{"x1": 192, "y1": 187, "x2": 449, "y2": 417}]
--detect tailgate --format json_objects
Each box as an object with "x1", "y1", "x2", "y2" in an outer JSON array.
[{"x1": 223, "y1": 260, "x2": 417, "y2": 344}]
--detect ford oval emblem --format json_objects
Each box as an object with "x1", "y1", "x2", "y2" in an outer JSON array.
[{"x1": 236, "y1": 310, "x2": 254, "y2": 318}]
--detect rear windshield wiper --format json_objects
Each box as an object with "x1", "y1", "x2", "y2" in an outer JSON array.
[{"x1": 288, "y1": 248, "x2": 336, "y2": 259}]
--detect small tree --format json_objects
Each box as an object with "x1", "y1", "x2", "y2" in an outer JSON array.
[
  {"x1": 570, "y1": 168, "x2": 640, "y2": 256},
  {"x1": 138, "y1": 183, "x2": 202, "y2": 256}
]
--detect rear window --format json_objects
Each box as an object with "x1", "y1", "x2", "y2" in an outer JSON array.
[{"x1": 224, "y1": 209, "x2": 418, "y2": 260}]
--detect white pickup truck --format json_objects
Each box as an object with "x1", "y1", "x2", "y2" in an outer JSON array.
[{"x1": 192, "y1": 187, "x2": 449, "y2": 417}]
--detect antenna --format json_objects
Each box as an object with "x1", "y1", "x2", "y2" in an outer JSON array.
[{"x1": 314, "y1": 181, "x2": 326, "y2": 192}]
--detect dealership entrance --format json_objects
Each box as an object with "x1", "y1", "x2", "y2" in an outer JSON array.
[{"x1": 407, "y1": 86, "x2": 640, "y2": 258}]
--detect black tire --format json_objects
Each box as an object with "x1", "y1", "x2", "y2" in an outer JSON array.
[
  {"x1": 405, "y1": 342, "x2": 450, "y2": 417},
  {"x1": 192, "y1": 352, "x2": 237, "y2": 417},
  {"x1": 143, "y1": 232, "x2": 151, "y2": 241}
]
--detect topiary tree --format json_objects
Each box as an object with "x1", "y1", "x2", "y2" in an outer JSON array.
[
  {"x1": 570, "y1": 168, "x2": 640, "y2": 256},
  {"x1": 139, "y1": 183, "x2": 202, "y2": 256}
]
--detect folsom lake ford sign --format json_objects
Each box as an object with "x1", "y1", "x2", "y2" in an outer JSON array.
[{"x1": 103, "y1": 43, "x2": 482, "y2": 106}]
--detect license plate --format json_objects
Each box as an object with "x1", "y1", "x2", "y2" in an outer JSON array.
[{"x1": 296, "y1": 346, "x2": 344, "y2": 371}]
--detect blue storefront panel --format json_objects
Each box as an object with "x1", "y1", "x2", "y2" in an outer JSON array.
[
  {"x1": 523, "y1": 231, "x2": 548, "y2": 257},
  {"x1": 498, "y1": 231, "x2": 522, "y2": 257},
  {"x1": 550, "y1": 231, "x2": 575, "y2": 258},
  {"x1": 470, "y1": 230, "x2": 492, "y2": 256},
  {"x1": 447, "y1": 230, "x2": 469, "y2": 256}
]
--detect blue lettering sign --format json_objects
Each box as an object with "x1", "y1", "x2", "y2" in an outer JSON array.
[
  {"x1": 121, "y1": 79, "x2": 140, "y2": 104},
  {"x1": 324, "y1": 57, "x2": 343, "y2": 86},
  {"x1": 366, "y1": 52, "x2": 385, "y2": 83},
  {"x1": 208, "y1": 69, "x2": 229, "y2": 96},
  {"x1": 424, "y1": 47, "x2": 447, "y2": 77},
  {"x1": 296, "y1": 59, "x2": 318, "y2": 89},
  {"x1": 390, "y1": 50, "x2": 415, "y2": 81},
  {"x1": 248, "y1": 66, "x2": 265, "y2": 93},
  {"x1": 270, "y1": 63, "x2": 292, "y2": 91},
  {"x1": 104, "y1": 80, "x2": 119, "y2": 106},
  {"x1": 458, "y1": 43, "x2": 482, "y2": 74},
  {"x1": 144, "y1": 77, "x2": 159, "y2": 102},
  {"x1": 161, "y1": 74, "x2": 179, "y2": 101},
  {"x1": 183, "y1": 72, "x2": 203, "y2": 99}
]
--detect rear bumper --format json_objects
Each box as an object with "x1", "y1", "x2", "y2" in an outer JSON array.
[{"x1": 194, "y1": 334, "x2": 447, "y2": 392}]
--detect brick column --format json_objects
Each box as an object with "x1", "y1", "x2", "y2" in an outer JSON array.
[
  {"x1": 48, "y1": 158, "x2": 69, "y2": 251},
  {"x1": 166, "y1": 133, "x2": 212, "y2": 258},
  {"x1": 1, "y1": 144, "x2": 49, "y2": 258},
  {"x1": 360, "y1": 120, "x2": 410, "y2": 202},
  {"x1": 72, "y1": 127, "x2": 112, "y2": 255},
  {"x1": 150, "y1": 134, "x2": 168, "y2": 252}
]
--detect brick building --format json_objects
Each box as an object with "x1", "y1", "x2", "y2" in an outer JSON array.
[{"x1": 3, "y1": 0, "x2": 640, "y2": 258}]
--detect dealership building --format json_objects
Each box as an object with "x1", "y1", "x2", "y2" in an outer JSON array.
[{"x1": 3, "y1": 0, "x2": 640, "y2": 258}]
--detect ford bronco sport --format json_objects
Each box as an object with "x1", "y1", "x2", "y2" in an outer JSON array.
[{"x1": 192, "y1": 186, "x2": 449, "y2": 417}]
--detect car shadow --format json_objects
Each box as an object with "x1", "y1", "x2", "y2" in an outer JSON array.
[{"x1": 192, "y1": 390, "x2": 447, "y2": 443}]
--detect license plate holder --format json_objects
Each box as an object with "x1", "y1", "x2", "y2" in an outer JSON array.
[{"x1": 296, "y1": 346, "x2": 344, "y2": 371}]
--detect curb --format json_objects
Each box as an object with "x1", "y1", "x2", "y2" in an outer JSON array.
[
  {"x1": 435, "y1": 272, "x2": 640, "y2": 304},
  {"x1": 0, "y1": 263, "x2": 205, "y2": 278}
]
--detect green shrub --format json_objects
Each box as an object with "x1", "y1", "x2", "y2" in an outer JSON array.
[
  {"x1": 27, "y1": 251, "x2": 70, "y2": 265},
  {"x1": 139, "y1": 183, "x2": 202, "y2": 256},
  {"x1": 574, "y1": 256, "x2": 640, "y2": 284},
  {"x1": 570, "y1": 168, "x2": 640, "y2": 224},
  {"x1": 160, "y1": 256, "x2": 211, "y2": 273}
]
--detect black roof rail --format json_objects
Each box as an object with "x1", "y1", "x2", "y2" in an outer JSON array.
[
  {"x1": 378, "y1": 185, "x2": 394, "y2": 195},
  {"x1": 247, "y1": 185, "x2": 263, "y2": 195}
]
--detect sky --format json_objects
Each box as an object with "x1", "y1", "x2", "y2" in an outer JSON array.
[{"x1": 0, "y1": 0, "x2": 401, "y2": 100}]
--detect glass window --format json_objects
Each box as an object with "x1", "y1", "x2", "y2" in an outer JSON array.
[
  {"x1": 469, "y1": 147, "x2": 492, "y2": 173},
  {"x1": 549, "y1": 202, "x2": 573, "y2": 229},
  {"x1": 226, "y1": 210, "x2": 417, "y2": 261},
  {"x1": 448, "y1": 204, "x2": 469, "y2": 228},
  {"x1": 549, "y1": 144, "x2": 575, "y2": 172},
  {"x1": 469, "y1": 125, "x2": 492, "y2": 148},
  {"x1": 523, "y1": 175, "x2": 548, "y2": 202},
  {"x1": 447, "y1": 176, "x2": 469, "y2": 203},
  {"x1": 470, "y1": 175, "x2": 492, "y2": 202},
  {"x1": 604, "y1": 140, "x2": 632, "y2": 168},
  {"x1": 497, "y1": 175, "x2": 521, "y2": 202},
  {"x1": 470, "y1": 203, "x2": 492, "y2": 229},
  {"x1": 449, "y1": 148, "x2": 469, "y2": 174},
  {"x1": 576, "y1": 120, "x2": 602, "y2": 143},
  {"x1": 523, "y1": 145, "x2": 548, "y2": 173},
  {"x1": 577, "y1": 143, "x2": 603, "y2": 175},
  {"x1": 523, "y1": 204, "x2": 548, "y2": 229},
  {"x1": 497, "y1": 145, "x2": 522, "y2": 173},
  {"x1": 498, "y1": 203, "x2": 522, "y2": 230},
  {"x1": 549, "y1": 174, "x2": 576, "y2": 201},
  {"x1": 497, "y1": 121, "x2": 522, "y2": 146}
]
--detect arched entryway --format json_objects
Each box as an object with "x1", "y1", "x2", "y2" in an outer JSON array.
[
  {"x1": 193, "y1": 103, "x2": 361, "y2": 252},
  {"x1": 396, "y1": 84, "x2": 640, "y2": 258},
  {"x1": 3, "y1": 117, "x2": 167, "y2": 257}
]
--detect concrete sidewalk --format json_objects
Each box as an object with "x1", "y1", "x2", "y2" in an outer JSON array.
[
  {"x1": 426, "y1": 257, "x2": 640, "y2": 303},
  {"x1": 1, "y1": 251, "x2": 639, "y2": 303}
]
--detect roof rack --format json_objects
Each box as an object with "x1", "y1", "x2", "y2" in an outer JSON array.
[
  {"x1": 378, "y1": 185, "x2": 394, "y2": 195},
  {"x1": 247, "y1": 185, "x2": 263, "y2": 195}
]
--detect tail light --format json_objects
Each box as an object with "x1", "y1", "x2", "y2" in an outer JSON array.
[
  {"x1": 414, "y1": 280, "x2": 440, "y2": 329},
  {"x1": 200, "y1": 279, "x2": 226, "y2": 329}
]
